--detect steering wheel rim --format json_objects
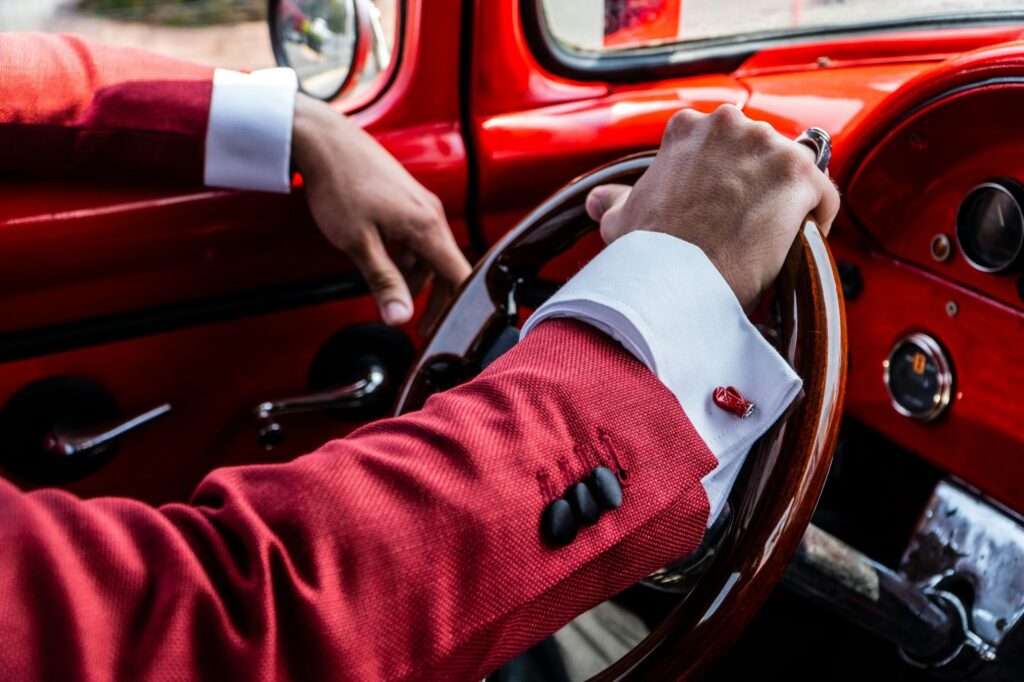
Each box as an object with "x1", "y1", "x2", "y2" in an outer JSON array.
[{"x1": 396, "y1": 153, "x2": 847, "y2": 680}]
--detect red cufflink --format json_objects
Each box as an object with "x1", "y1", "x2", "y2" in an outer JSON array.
[{"x1": 713, "y1": 386, "x2": 755, "y2": 418}]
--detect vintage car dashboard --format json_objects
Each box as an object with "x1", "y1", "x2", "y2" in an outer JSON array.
[{"x1": 838, "y1": 69, "x2": 1024, "y2": 512}]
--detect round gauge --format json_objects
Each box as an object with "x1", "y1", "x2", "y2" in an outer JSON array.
[
  {"x1": 883, "y1": 333, "x2": 954, "y2": 422},
  {"x1": 956, "y1": 181, "x2": 1024, "y2": 273}
]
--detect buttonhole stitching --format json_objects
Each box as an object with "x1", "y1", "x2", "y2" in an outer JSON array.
[
  {"x1": 597, "y1": 429, "x2": 630, "y2": 485},
  {"x1": 536, "y1": 470, "x2": 556, "y2": 501},
  {"x1": 573, "y1": 441, "x2": 597, "y2": 471},
  {"x1": 555, "y1": 457, "x2": 574, "y2": 489}
]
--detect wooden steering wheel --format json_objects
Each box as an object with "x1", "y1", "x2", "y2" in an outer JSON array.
[{"x1": 395, "y1": 153, "x2": 847, "y2": 680}]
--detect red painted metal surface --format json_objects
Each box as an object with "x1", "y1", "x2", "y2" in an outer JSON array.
[
  {"x1": 739, "y1": 63, "x2": 927, "y2": 147},
  {"x1": 834, "y1": 240, "x2": 1024, "y2": 510},
  {"x1": 734, "y1": 25, "x2": 1024, "y2": 77},
  {"x1": 470, "y1": 8, "x2": 1024, "y2": 243},
  {"x1": 846, "y1": 84, "x2": 1024, "y2": 311},
  {"x1": 475, "y1": 75, "x2": 748, "y2": 226}
]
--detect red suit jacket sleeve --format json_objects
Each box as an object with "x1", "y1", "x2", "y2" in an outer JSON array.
[
  {"x1": 0, "y1": 33, "x2": 213, "y2": 184},
  {"x1": 0, "y1": 320, "x2": 717, "y2": 681}
]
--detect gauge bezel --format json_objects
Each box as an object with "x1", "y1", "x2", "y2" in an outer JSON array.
[
  {"x1": 955, "y1": 180, "x2": 1024, "y2": 274},
  {"x1": 882, "y1": 332, "x2": 954, "y2": 422}
]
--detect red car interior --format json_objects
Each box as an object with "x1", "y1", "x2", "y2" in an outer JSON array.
[{"x1": 1, "y1": 1, "x2": 1022, "y2": 678}]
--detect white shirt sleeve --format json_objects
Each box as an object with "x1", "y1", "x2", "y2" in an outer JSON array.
[
  {"x1": 203, "y1": 67, "x2": 299, "y2": 193},
  {"x1": 520, "y1": 231, "x2": 802, "y2": 526}
]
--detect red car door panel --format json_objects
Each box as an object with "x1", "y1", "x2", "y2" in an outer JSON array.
[{"x1": 0, "y1": 0, "x2": 467, "y2": 501}]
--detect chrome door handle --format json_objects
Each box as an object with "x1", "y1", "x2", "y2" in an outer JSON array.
[
  {"x1": 44, "y1": 403, "x2": 172, "y2": 459},
  {"x1": 254, "y1": 363, "x2": 387, "y2": 449}
]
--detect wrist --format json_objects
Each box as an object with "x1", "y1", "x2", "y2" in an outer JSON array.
[{"x1": 292, "y1": 93, "x2": 340, "y2": 174}]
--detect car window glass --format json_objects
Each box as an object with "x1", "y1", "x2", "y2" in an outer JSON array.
[{"x1": 540, "y1": 0, "x2": 1024, "y2": 52}]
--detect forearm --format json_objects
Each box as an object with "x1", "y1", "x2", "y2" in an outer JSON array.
[
  {"x1": 0, "y1": 320, "x2": 714, "y2": 681},
  {"x1": 0, "y1": 33, "x2": 214, "y2": 184},
  {"x1": 0, "y1": 33, "x2": 298, "y2": 190}
]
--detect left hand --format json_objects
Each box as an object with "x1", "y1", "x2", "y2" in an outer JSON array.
[{"x1": 291, "y1": 94, "x2": 472, "y2": 326}]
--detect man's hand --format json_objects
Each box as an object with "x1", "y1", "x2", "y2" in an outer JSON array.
[
  {"x1": 291, "y1": 94, "x2": 472, "y2": 326},
  {"x1": 584, "y1": 105, "x2": 840, "y2": 309}
]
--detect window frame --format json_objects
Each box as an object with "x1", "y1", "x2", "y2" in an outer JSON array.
[{"x1": 521, "y1": 0, "x2": 1024, "y2": 82}]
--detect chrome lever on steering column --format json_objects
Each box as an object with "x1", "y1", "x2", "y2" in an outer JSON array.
[
  {"x1": 44, "y1": 403, "x2": 173, "y2": 459},
  {"x1": 253, "y1": 363, "x2": 387, "y2": 449}
]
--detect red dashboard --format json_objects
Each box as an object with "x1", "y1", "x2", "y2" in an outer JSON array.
[{"x1": 837, "y1": 44, "x2": 1024, "y2": 511}]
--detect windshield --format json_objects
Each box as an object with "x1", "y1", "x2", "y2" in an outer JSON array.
[{"x1": 541, "y1": 0, "x2": 1024, "y2": 52}]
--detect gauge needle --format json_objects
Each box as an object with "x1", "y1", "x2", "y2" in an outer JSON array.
[{"x1": 998, "y1": 203, "x2": 1005, "y2": 227}]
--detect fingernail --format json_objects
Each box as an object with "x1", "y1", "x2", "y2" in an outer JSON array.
[{"x1": 383, "y1": 301, "x2": 411, "y2": 326}]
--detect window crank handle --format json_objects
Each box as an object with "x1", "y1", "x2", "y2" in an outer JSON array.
[
  {"x1": 44, "y1": 403, "x2": 173, "y2": 459},
  {"x1": 253, "y1": 363, "x2": 388, "y2": 449}
]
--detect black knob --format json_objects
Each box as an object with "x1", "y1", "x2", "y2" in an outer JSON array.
[{"x1": 257, "y1": 422, "x2": 285, "y2": 450}]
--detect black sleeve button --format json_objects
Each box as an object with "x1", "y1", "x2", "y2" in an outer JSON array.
[
  {"x1": 589, "y1": 466, "x2": 623, "y2": 510},
  {"x1": 566, "y1": 482, "x2": 599, "y2": 526},
  {"x1": 541, "y1": 498, "x2": 578, "y2": 547}
]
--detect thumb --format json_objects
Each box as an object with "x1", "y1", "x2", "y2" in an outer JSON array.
[
  {"x1": 586, "y1": 184, "x2": 632, "y2": 244},
  {"x1": 351, "y1": 230, "x2": 414, "y2": 326},
  {"x1": 585, "y1": 184, "x2": 630, "y2": 221}
]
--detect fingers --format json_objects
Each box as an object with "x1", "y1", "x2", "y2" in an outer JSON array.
[
  {"x1": 417, "y1": 226, "x2": 472, "y2": 287},
  {"x1": 405, "y1": 195, "x2": 472, "y2": 288},
  {"x1": 792, "y1": 140, "x2": 841, "y2": 236},
  {"x1": 350, "y1": 229, "x2": 414, "y2": 326},
  {"x1": 586, "y1": 184, "x2": 632, "y2": 244},
  {"x1": 586, "y1": 183, "x2": 630, "y2": 221},
  {"x1": 396, "y1": 246, "x2": 431, "y2": 298},
  {"x1": 810, "y1": 173, "x2": 841, "y2": 236}
]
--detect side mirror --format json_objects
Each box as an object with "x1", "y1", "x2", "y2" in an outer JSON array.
[{"x1": 268, "y1": 0, "x2": 391, "y2": 101}]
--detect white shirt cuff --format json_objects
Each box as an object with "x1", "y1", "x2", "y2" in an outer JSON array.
[
  {"x1": 521, "y1": 231, "x2": 802, "y2": 525},
  {"x1": 203, "y1": 67, "x2": 298, "y2": 193}
]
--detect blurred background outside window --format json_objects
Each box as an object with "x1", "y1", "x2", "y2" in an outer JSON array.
[
  {"x1": 543, "y1": 0, "x2": 1024, "y2": 52},
  {"x1": 0, "y1": 0, "x2": 396, "y2": 90}
]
